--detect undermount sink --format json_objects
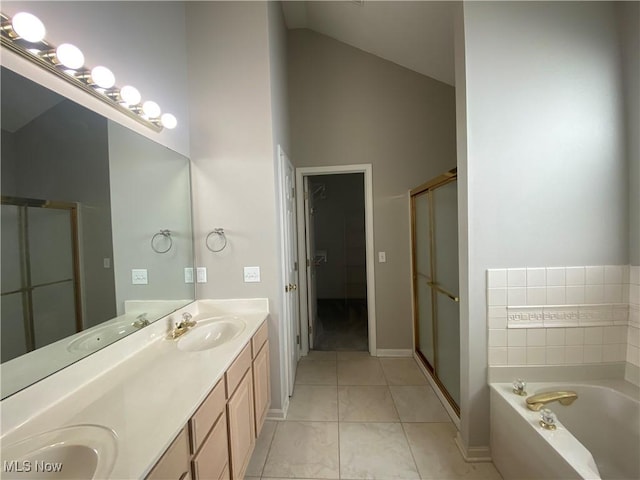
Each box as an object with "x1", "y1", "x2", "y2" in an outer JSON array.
[
  {"x1": 67, "y1": 320, "x2": 136, "y2": 353},
  {"x1": 0, "y1": 424, "x2": 118, "y2": 479},
  {"x1": 177, "y1": 317, "x2": 246, "y2": 352}
]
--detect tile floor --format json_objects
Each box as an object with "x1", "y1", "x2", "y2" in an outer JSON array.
[{"x1": 246, "y1": 352, "x2": 503, "y2": 480}]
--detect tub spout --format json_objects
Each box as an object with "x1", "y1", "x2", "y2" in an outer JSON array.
[{"x1": 526, "y1": 391, "x2": 578, "y2": 411}]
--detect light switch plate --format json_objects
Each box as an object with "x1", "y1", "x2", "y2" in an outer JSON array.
[
  {"x1": 184, "y1": 267, "x2": 194, "y2": 284},
  {"x1": 244, "y1": 266, "x2": 260, "y2": 283},
  {"x1": 196, "y1": 267, "x2": 207, "y2": 283},
  {"x1": 103, "y1": 258, "x2": 111, "y2": 269},
  {"x1": 132, "y1": 269, "x2": 148, "y2": 285},
  {"x1": 378, "y1": 251, "x2": 386, "y2": 263}
]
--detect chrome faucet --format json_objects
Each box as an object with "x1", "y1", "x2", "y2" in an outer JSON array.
[
  {"x1": 171, "y1": 312, "x2": 196, "y2": 339},
  {"x1": 526, "y1": 391, "x2": 578, "y2": 411},
  {"x1": 133, "y1": 313, "x2": 150, "y2": 329}
]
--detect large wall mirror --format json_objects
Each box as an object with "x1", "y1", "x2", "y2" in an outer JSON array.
[{"x1": 0, "y1": 66, "x2": 195, "y2": 399}]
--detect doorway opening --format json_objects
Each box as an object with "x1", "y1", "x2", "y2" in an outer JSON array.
[
  {"x1": 308, "y1": 173, "x2": 367, "y2": 351},
  {"x1": 296, "y1": 165, "x2": 377, "y2": 356}
]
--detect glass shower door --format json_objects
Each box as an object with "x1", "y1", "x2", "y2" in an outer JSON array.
[
  {"x1": 0, "y1": 199, "x2": 81, "y2": 361},
  {"x1": 411, "y1": 169, "x2": 459, "y2": 413}
]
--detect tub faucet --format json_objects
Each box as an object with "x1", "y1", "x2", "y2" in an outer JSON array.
[
  {"x1": 171, "y1": 312, "x2": 196, "y2": 339},
  {"x1": 526, "y1": 391, "x2": 578, "y2": 411}
]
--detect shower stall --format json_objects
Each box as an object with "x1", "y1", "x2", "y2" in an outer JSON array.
[{"x1": 410, "y1": 168, "x2": 460, "y2": 415}]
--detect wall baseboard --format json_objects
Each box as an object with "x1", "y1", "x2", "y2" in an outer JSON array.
[
  {"x1": 455, "y1": 432, "x2": 492, "y2": 463},
  {"x1": 266, "y1": 395, "x2": 289, "y2": 420},
  {"x1": 376, "y1": 349, "x2": 413, "y2": 357}
]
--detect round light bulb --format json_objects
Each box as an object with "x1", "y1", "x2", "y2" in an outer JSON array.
[
  {"x1": 142, "y1": 101, "x2": 161, "y2": 118},
  {"x1": 160, "y1": 113, "x2": 177, "y2": 129},
  {"x1": 91, "y1": 66, "x2": 115, "y2": 89},
  {"x1": 55, "y1": 43, "x2": 84, "y2": 69},
  {"x1": 120, "y1": 85, "x2": 141, "y2": 106},
  {"x1": 12, "y1": 12, "x2": 45, "y2": 43}
]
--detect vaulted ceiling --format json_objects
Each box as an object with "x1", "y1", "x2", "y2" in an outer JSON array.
[{"x1": 281, "y1": 1, "x2": 456, "y2": 86}]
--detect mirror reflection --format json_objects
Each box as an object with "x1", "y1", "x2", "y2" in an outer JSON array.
[{"x1": 0, "y1": 66, "x2": 195, "y2": 399}]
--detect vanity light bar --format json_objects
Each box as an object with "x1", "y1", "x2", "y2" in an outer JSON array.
[{"x1": 0, "y1": 11, "x2": 177, "y2": 132}]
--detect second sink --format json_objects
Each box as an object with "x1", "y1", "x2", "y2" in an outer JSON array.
[{"x1": 177, "y1": 317, "x2": 246, "y2": 352}]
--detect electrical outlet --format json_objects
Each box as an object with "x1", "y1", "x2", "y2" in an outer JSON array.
[
  {"x1": 196, "y1": 267, "x2": 207, "y2": 283},
  {"x1": 132, "y1": 269, "x2": 148, "y2": 285},
  {"x1": 184, "y1": 267, "x2": 194, "y2": 284},
  {"x1": 378, "y1": 251, "x2": 386, "y2": 263},
  {"x1": 244, "y1": 266, "x2": 260, "y2": 283}
]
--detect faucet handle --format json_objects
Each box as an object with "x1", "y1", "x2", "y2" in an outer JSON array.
[
  {"x1": 182, "y1": 312, "x2": 192, "y2": 321},
  {"x1": 539, "y1": 408, "x2": 557, "y2": 430},
  {"x1": 512, "y1": 378, "x2": 527, "y2": 396}
]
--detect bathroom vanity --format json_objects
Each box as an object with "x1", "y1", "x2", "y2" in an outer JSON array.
[{"x1": 0, "y1": 299, "x2": 271, "y2": 480}]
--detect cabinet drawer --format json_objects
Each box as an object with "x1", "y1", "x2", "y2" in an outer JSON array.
[
  {"x1": 189, "y1": 379, "x2": 225, "y2": 454},
  {"x1": 225, "y1": 343, "x2": 251, "y2": 397},
  {"x1": 251, "y1": 321, "x2": 268, "y2": 358},
  {"x1": 191, "y1": 414, "x2": 228, "y2": 480},
  {"x1": 146, "y1": 427, "x2": 190, "y2": 480}
]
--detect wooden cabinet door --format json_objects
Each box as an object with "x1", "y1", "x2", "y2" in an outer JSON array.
[
  {"x1": 146, "y1": 427, "x2": 190, "y2": 480},
  {"x1": 191, "y1": 414, "x2": 228, "y2": 480},
  {"x1": 252, "y1": 340, "x2": 270, "y2": 437},
  {"x1": 227, "y1": 371, "x2": 255, "y2": 479}
]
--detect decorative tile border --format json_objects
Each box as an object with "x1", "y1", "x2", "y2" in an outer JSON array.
[{"x1": 507, "y1": 304, "x2": 629, "y2": 329}]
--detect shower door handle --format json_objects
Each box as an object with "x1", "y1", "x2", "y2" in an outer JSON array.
[{"x1": 427, "y1": 281, "x2": 459, "y2": 302}]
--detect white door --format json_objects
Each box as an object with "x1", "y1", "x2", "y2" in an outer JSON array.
[
  {"x1": 303, "y1": 177, "x2": 318, "y2": 349},
  {"x1": 279, "y1": 146, "x2": 299, "y2": 396}
]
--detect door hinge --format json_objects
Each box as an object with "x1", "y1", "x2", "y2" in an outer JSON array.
[
  {"x1": 306, "y1": 258, "x2": 310, "y2": 267},
  {"x1": 296, "y1": 335, "x2": 300, "y2": 345},
  {"x1": 294, "y1": 261, "x2": 298, "y2": 271}
]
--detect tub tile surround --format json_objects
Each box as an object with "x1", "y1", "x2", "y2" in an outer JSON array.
[
  {"x1": 487, "y1": 266, "x2": 639, "y2": 381},
  {"x1": 0, "y1": 298, "x2": 270, "y2": 479}
]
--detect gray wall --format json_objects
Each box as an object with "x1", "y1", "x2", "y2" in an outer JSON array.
[
  {"x1": 458, "y1": 1, "x2": 630, "y2": 450},
  {"x1": 185, "y1": 1, "x2": 289, "y2": 412},
  {"x1": 108, "y1": 122, "x2": 193, "y2": 315},
  {"x1": 619, "y1": 2, "x2": 640, "y2": 266},
  {"x1": 288, "y1": 29, "x2": 457, "y2": 350},
  {"x1": 310, "y1": 174, "x2": 366, "y2": 300}
]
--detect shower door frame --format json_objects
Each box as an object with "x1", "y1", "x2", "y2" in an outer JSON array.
[
  {"x1": 410, "y1": 167, "x2": 460, "y2": 417},
  {"x1": 1, "y1": 196, "x2": 83, "y2": 353}
]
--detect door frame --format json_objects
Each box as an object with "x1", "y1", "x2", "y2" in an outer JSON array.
[{"x1": 295, "y1": 164, "x2": 377, "y2": 356}]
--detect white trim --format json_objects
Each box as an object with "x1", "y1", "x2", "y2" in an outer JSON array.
[
  {"x1": 295, "y1": 164, "x2": 377, "y2": 356},
  {"x1": 266, "y1": 394, "x2": 289, "y2": 420},
  {"x1": 413, "y1": 352, "x2": 460, "y2": 429},
  {"x1": 376, "y1": 349, "x2": 413, "y2": 357},
  {"x1": 455, "y1": 432, "x2": 492, "y2": 463}
]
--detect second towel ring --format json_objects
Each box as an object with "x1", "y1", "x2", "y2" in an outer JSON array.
[
  {"x1": 151, "y1": 229, "x2": 172, "y2": 254},
  {"x1": 206, "y1": 228, "x2": 227, "y2": 252}
]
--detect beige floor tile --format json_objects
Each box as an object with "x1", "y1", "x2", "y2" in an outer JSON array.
[
  {"x1": 337, "y1": 357, "x2": 386, "y2": 385},
  {"x1": 379, "y1": 358, "x2": 428, "y2": 385},
  {"x1": 295, "y1": 360, "x2": 337, "y2": 385},
  {"x1": 301, "y1": 350, "x2": 338, "y2": 362},
  {"x1": 389, "y1": 386, "x2": 451, "y2": 422},
  {"x1": 339, "y1": 422, "x2": 420, "y2": 479},
  {"x1": 337, "y1": 351, "x2": 372, "y2": 361},
  {"x1": 246, "y1": 420, "x2": 277, "y2": 476},
  {"x1": 338, "y1": 386, "x2": 399, "y2": 422},
  {"x1": 287, "y1": 385, "x2": 338, "y2": 421},
  {"x1": 263, "y1": 421, "x2": 340, "y2": 479},
  {"x1": 404, "y1": 423, "x2": 503, "y2": 479}
]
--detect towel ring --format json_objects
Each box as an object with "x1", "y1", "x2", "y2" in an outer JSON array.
[
  {"x1": 151, "y1": 229, "x2": 172, "y2": 254},
  {"x1": 206, "y1": 228, "x2": 227, "y2": 252}
]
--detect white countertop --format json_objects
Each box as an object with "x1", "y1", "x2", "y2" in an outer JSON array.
[{"x1": 0, "y1": 299, "x2": 270, "y2": 479}]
